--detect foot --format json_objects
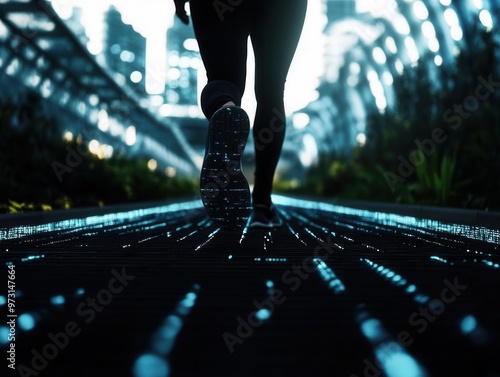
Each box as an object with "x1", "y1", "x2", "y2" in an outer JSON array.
[
  {"x1": 249, "y1": 203, "x2": 282, "y2": 229},
  {"x1": 200, "y1": 106, "x2": 251, "y2": 229}
]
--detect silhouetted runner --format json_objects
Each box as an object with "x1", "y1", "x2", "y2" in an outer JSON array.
[{"x1": 173, "y1": 0, "x2": 307, "y2": 229}]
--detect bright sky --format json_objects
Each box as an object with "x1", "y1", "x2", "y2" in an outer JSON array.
[{"x1": 49, "y1": 0, "x2": 326, "y2": 115}]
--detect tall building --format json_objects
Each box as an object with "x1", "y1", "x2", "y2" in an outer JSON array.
[
  {"x1": 165, "y1": 17, "x2": 200, "y2": 108},
  {"x1": 64, "y1": 7, "x2": 89, "y2": 46},
  {"x1": 327, "y1": 0, "x2": 356, "y2": 24},
  {"x1": 103, "y1": 6, "x2": 146, "y2": 93}
]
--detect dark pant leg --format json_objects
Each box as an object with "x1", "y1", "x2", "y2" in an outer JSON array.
[
  {"x1": 250, "y1": 0, "x2": 307, "y2": 206},
  {"x1": 189, "y1": 0, "x2": 252, "y2": 119}
]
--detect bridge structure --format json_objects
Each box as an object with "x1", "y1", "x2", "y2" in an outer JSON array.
[
  {"x1": 1, "y1": 0, "x2": 499, "y2": 178},
  {"x1": 0, "y1": 0, "x2": 197, "y2": 176},
  {"x1": 286, "y1": 0, "x2": 500, "y2": 166}
]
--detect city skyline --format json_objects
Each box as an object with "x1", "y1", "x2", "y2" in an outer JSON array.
[{"x1": 51, "y1": 0, "x2": 327, "y2": 117}]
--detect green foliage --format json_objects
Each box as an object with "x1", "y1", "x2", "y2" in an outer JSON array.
[
  {"x1": 278, "y1": 27, "x2": 500, "y2": 211},
  {"x1": 0, "y1": 97, "x2": 197, "y2": 213},
  {"x1": 408, "y1": 145, "x2": 462, "y2": 206}
]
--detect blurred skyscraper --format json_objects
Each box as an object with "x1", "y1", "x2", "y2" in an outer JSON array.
[
  {"x1": 103, "y1": 6, "x2": 146, "y2": 94},
  {"x1": 160, "y1": 17, "x2": 206, "y2": 163},
  {"x1": 164, "y1": 18, "x2": 201, "y2": 109},
  {"x1": 64, "y1": 7, "x2": 89, "y2": 46},
  {"x1": 326, "y1": 0, "x2": 356, "y2": 24}
]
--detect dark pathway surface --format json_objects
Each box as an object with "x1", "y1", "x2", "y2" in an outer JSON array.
[{"x1": 1, "y1": 196, "x2": 500, "y2": 377}]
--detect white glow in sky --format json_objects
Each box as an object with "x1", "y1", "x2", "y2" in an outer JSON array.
[
  {"x1": 356, "y1": 0, "x2": 398, "y2": 19},
  {"x1": 53, "y1": 0, "x2": 325, "y2": 115}
]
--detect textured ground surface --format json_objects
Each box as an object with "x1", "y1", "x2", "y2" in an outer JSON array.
[{"x1": 1, "y1": 196, "x2": 500, "y2": 377}]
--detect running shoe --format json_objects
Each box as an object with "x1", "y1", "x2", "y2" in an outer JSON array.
[
  {"x1": 249, "y1": 203, "x2": 282, "y2": 229},
  {"x1": 200, "y1": 106, "x2": 251, "y2": 229}
]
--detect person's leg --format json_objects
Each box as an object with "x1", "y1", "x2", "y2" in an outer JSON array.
[
  {"x1": 250, "y1": 0, "x2": 307, "y2": 208},
  {"x1": 189, "y1": 0, "x2": 254, "y2": 228},
  {"x1": 189, "y1": 0, "x2": 251, "y2": 119}
]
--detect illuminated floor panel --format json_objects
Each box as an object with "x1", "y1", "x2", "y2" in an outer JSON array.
[{"x1": 1, "y1": 196, "x2": 499, "y2": 377}]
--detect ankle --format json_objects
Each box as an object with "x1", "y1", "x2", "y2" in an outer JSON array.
[
  {"x1": 252, "y1": 193, "x2": 272, "y2": 209},
  {"x1": 222, "y1": 101, "x2": 235, "y2": 108},
  {"x1": 253, "y1": 202, "x2": 273, "y2": 211}
]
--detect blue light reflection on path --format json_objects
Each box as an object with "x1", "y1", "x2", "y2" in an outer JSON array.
[
  {"x1": 0, "y1": 201, "x2": 203, "y2": 241},
  {"x1": 133, "y1": 284, "x2": 200, "y2": 377},
  {"x1": 315, "y1": 258, "x2": 427, "y2": 377},
  {"x1": 273, "y1": 196, "x2": 500, "y2": 245},
  {"x1": 357, "y1": 309, "x2": 429, "y2": 377}
]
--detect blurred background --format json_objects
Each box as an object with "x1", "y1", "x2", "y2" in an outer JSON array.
[{"x1": 0, "y1": 0, "x2": 499, "y2": 213}]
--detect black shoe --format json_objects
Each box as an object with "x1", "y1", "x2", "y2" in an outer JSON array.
[
  {"x1": 249, "y1": 204, "x2": 282, "y2": 229},
  {"x1": 200, "y1": 106, "x2": 251, "y2": 229}
]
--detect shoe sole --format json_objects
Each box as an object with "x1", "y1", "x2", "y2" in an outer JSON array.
[
  {"x1": 200, "y1": 107, "x2": 251, "y2": 229},
  {"x1": 249, "y1": 220, "x2": 283, "y2": 229}
]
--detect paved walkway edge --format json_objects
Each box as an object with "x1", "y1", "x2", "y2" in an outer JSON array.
[{"x1": 0, "y1": 195, "x2": 498, "y2": 230}]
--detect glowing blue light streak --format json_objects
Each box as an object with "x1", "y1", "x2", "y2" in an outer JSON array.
[
  {"x1": 432, "y1": 256, "x2": 498, "y2": 269},
  {"x1": 430, "y1": 255, "x2": 449, "y2": 264},
  {"x1": 253, "y1": 257, "x2": 287, "y2": 262},
  {"x1": 255, "y1": 309, "x2": 272, "y2": 321},
  {"x1": 133, "y1": 285, "x2": 200, "y2": 377},
  {"x1": 133, "y1": 354, "x2": 170, "y2": 377},
  {"x1": 466, "y1": 249, "x2": 492, "y2": 257},
  {"x1": 19, "y1": 313, "x2": 36, "y2": 331},
  {"x1": 357, "y1": 311, "x2": 428, "y2": 377},
  {"x1": 460, "y1": 315, "x2": 477, "y2": 335},
  {"x1": 383, "y1": 351, "x2": 427, "y2": 377},
  {"x1": 177, "y1": 229, "x2": 199, "y2": 242},
  {"x1": 195, "y1": 228, "x2": 220, "y2": 251},
  {"x1": 287, "y1": 208, "x2": 333, "y2": 235},
  {"x1": 303, "y1": 227, "x2": 326, "y2": 243},
  {"x1": 362, "y1": 259, "x2": 432, "y2": 304},
  {"x1": 1, "y1": 200, "x2": 203, "y2": 241},
  {"x1": 285, "y1": 223, "x2": 308, "y2": 246},
  {"x1": 266, "y1": 258, "x2": 287, "y2": 262},
  {"x1": 482, "y1": 260, "x2": 500, "y2": 268},
  {"x1": 273, "y1": 196, "x2": 500, "y2": 244},
  {"x1": 313, "y1": 258, "x2": 346, "y2": 293},
  {"x1": 406, "y1": 285, "x2": 417, "y2": 294},
  {"x1": 0, "y1": 327, "x2": 9, "y2": 344},
  {"x1": 50, "y1": 295, "x2": 65, "y2": 305},
  {"x1": 361, "y1": 318, "x2": 385, "y2": 343},
  {"x1": 21, "y1": 254, "x2": 45, "y2": 262},
  {"x1": 363, "y1": 259, "x2": 408, "y2": 288}
]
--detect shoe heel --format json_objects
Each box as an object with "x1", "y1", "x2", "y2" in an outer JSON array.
[{"x1": 200, "y1": 107, "x2": 251, "y2": 228}]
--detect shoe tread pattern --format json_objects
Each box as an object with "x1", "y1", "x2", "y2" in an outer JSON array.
[{"x1": 200, "y1": 107, "x2": 251, "y2": 229}]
